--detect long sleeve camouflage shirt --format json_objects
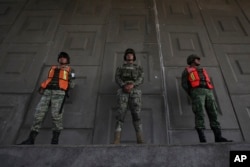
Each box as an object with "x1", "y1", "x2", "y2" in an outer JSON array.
[
  {"x1": 115, "y1": 63, "x2": 144, "y2": 88},
  {"x1": 181, "y1": 68, "x2": 191, "y2": 96}
]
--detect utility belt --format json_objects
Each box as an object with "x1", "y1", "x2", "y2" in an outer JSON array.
[
  {"x1": 191, "y1": 84, "x2": 210, "y2": 89},
  {"x1": 46, "y1": 85, "x2": 61, "y2": 90},
  {"x1": 197, "y1": 85, "x2": 209, "y2": 89}
]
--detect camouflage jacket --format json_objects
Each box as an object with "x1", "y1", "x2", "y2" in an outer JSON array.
[
  {"x1": 181, "y1": 69, "x2": 191, "y2": 96},
  {"x1": 115, "y1": 63, "x2": 144, "y2": 88}
]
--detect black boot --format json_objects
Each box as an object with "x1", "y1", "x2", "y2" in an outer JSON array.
[
  {"x1": 196, "y1": 129, "x2": 207, "y2": 143},
  {"x1": 51, "y1": 131, "x2": 60, "y2": 144},
  {"x1": 212, "y1": 128, "x2": 233, "y2": 142},
  {"x1": 18, "y1": 131, "x2": 38, "y2": 145}
]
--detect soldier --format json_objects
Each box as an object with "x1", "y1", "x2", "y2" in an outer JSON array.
[
  {"x1": 113, "y1": 48, "x2": 144, "y2": 144},
  {"x1": 181, "y1": 54, "x2": 232, "y2": 143},
  {"x1": 19, "y1": 52, "x2": 75, "y2": 145}
]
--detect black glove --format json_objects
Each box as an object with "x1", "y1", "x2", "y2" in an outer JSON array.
[{"x1": 38, "y1": 87, "x2": 45, "y2": 95}]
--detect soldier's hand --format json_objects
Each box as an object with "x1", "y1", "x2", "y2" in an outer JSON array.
[
  {"x1": 123, "y1": 84, "x2": 134, "y2": 93},
  {"x1": 127, "y1": 83, "x2": 134, "y2": 89},
  {"x1": 123, "y1": 85, "x2": 130, "y2": 93},
  {"x1": 38, "y1": 87, "x2": 45, "y2": 95}
]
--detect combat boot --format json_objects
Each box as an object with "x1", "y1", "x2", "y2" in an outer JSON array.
[
  {"x1": 136, "y1": 132, "x2": 145, "y2": 144},
  {"x1": 212, "y1": 128, "x2": 233, "y2": 142},
  {"x1": 113, "y1": 131, "x2": 121, "y2": 144},
  {"x1": 51, "y1": 131, "x2": 60, "y2": 144},
  {"x1": 18, "y1": 131, "x2": 38, "y2": 145},
  {"x1": 132, "y1": 120, "x2": 144, "y2": 144},
  {"x1": 196, "y1": 128, "x2": 207, "y2": 143}
]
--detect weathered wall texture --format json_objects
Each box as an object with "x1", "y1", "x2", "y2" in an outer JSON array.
[
  {"x1": 0, "y1": 0, "x2": 249, "y2": 145},
  {"x1": 1, "y1": 143, "x2": 250, "y2": 167}
]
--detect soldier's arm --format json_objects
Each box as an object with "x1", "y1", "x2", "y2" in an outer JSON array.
[
  {"x1": 39, "y1": 66, "x2": 53, "y2": 94},
  {"x1": 115, "y1": 67, "x2": 126, "y2": 88},
  {"x1": 134, "y1": 66, "x2": 144, "y2": 87},
  {"x1": 181, "y1": 69, "x2": 191, "y2": 96}
]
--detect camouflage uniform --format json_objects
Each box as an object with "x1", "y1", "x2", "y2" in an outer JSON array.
[
  {"x1": 115, "y1": 63, "x2": 144, "y2": 133},
  {"x1": 31, "y1": 89, "x2": 66, "y2": 132},
  {"x1": 31, "y1": 66, "x2": 75, "y2": 132},
  {"x1": 181, "y1": 54, "x2": 232, "y2": 143},
  {"x1": 19, "y1": 52, "x2": 76, "y2": 145},
  {"x1": 181, "y1": 67, "x2": 220, "y2": 129}
]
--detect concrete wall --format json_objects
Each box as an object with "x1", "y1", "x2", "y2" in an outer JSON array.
[
  {"x1": 0, "y1": 0, "x2": 250, "y2": 145},
  {"x1": 1, "y1": 143, "x2": 250, "y2": 167}
]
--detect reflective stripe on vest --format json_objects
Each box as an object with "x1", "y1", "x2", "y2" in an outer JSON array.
[
  {"x1": 41, "y1": 66, "x2": 71, "y2": 90},
  {"x1": 186, "y1": 66, "x2": 213, "y2": 89}
]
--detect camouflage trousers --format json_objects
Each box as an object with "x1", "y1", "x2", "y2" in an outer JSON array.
[
  {"x1": 115, "y1": 88, "x2": 143, "y2": 132},
  {"x1": 31, "y1": 89, "x2": 66, "y2": 132},
  {"x1": 190, "y1": 88, "x2": 221, "y2": 129}
]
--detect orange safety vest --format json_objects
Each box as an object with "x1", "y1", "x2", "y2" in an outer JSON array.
[
  {"x1": 41, "y1": 65, "x2": 71, "y2": 91},
  {"x1": 186, "y1": 66, "x2": 213, "y2": 89}
]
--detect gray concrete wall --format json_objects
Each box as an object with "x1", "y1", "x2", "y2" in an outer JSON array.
[
  {"x1": 0, "y1": 0, "x2": 250, "y2": 145},
  {"x1": 1, "y1": 143, "x2": 250, "y2": 167}
]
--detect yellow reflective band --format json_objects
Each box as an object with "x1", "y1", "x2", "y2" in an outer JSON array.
[
  {"x1": 63, "y1": 70, "x2": 68, "y2": 80},
  {"x1": 190, "y1": 72, "x2": 196, "y2": 81}
]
